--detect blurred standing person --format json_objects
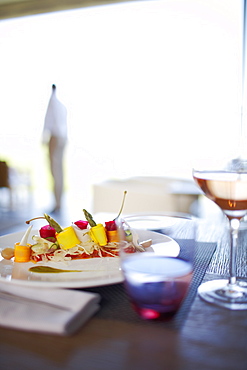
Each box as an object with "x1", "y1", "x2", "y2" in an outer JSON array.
[{"x1": 43, "y1": 84, "x2": 67, "y2": 213}]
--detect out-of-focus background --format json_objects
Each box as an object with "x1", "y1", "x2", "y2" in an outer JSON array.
[{"x1": 0, "y1": 0, "x2": 244, "y2": 233}]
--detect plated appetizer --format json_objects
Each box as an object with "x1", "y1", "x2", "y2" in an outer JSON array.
[
  {"x1": 1, "y1": 193, "x2": 152, "y2": 264},
  {"x1": 1, "y1": 211, "x2": 122, "y2": 263}
]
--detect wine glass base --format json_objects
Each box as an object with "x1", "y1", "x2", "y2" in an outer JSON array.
[{"x1": 198, "y1": 279, "x2": 247, "y2": 310}]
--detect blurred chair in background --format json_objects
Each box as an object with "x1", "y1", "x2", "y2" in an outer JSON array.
[{"x1": 0, "y1": 160, "x2": 12, "y2": 210}]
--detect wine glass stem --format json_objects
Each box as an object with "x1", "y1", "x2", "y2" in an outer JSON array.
[{"x1": 228, "y1": 218, "x2": 240, "y2": 286}]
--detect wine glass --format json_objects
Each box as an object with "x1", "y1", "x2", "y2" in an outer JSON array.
[
  {"x1": 193, "y1": 164, "x2": 247, "y2": 310},
  {"x1": 117, "y1": 213, "x2": 196, "y2": 320}
]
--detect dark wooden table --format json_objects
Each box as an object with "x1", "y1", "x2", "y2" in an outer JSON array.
[{"x1": 0, "y1": 217, "x2": 247, "y2": 370}]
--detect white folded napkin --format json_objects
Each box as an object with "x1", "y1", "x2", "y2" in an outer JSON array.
[{"x1": 0, "y1": 283, "x2": 100, "y2": 335}]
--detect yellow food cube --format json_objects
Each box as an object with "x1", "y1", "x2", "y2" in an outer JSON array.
[{"x1": 56, "y1": 226, "x2": 81, "y2": 250}]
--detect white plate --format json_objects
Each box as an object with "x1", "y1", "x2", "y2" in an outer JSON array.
[
  {"x1": 123, "y1": 213, "x2": 191, "y2": 230},
  {"x1": 0, "y1": 229, "x2": 179, "y2": 288}
]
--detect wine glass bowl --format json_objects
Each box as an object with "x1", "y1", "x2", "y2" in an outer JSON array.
[
  {"x1": 193, "y1": 170, "x2": 247, "y2": 220},
  {"x1": 193, "y1": 166, "x2": 247, "y2": 309}
]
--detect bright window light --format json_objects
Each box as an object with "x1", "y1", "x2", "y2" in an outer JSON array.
[{"x1": 0, "y1": 0, "x2": 243, "y2": 210}]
